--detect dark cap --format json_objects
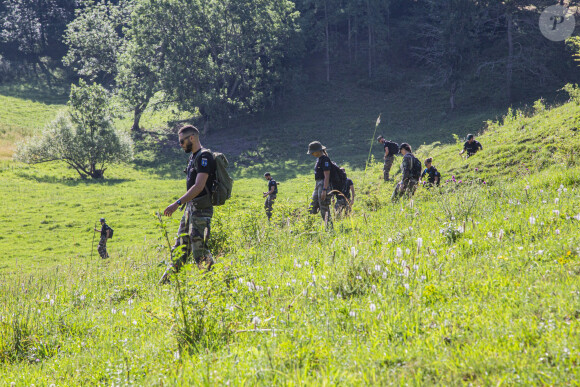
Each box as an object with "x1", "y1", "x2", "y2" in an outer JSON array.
[
  {"x1": 99, "y1": 218, "x2": 105, "y2": 222},
  {"x1": 264, "y1": 172, "x2": 271, "y2": 177},
  {"x1": 377, "y1": 135, "x2": 384, "y2": 141},
  {"x1": 307, "y1": 141, "x2": 327, "y2": 154},
  {"x1": 466, "y1": 134, "x2": 474, "y2": 140}
]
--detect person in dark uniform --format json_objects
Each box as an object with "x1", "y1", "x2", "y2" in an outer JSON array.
[
  {"x1": 391, "y1": 143, "x2": 420, "y2": 201},
  {"x1": 377, "y1": 135, "x2": 397, "y2": 181},
  {"x1": 460, "y1": 134, "x2": 483, "y2": 157},
  {"x1": 263, "y1": 172, "x2": 278, "y2": 220},
  {"x1": 94, "y1": 218, "x2": 111, "y2": 259},
  {"x1": 307, "y1": 141, "x2": 333, "y2": 227},
  {"x1": 420, "y1": 157, "x2": 441, "y2": 187},
  {"x1": 334, "y1": 168, "x2": 355, "y2": 216},
  {"x1": 163, "y1": 124, "x2": 216, "y2": 279}
]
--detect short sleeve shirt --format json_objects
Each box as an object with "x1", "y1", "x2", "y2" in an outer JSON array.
[
  {"x1": 463, "y1": 140, "x2": 482, "y2": 155},
  {"x1": 422, "y1": 166, "x2": 440, "y2": 184},
  {"x1": 268, "y1": 179, "x2": 278, "y2": 194},
  {"x1": 314, "y1": 155, "x2": 331, "y2": 181},
  {"x1": 101, "y1": 224, "x2": 111, "y2": 237},
  {"x1": 342, "y1": 178, "x2": 354, "y2": 199},
  {"x1": 186, "y1": 149, "x2": 216, "y2": 195}
]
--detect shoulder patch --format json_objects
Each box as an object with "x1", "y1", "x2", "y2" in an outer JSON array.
[
  {"x1": 324, "y1": 161, "x2": 329, "y2": 167},
  {"x1": 201, "y1": 158, "x2": 208, "y2": 167}
]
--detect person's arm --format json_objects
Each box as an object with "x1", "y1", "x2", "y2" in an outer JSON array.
[
  {"x1": 321, "y1": 170, "x2": 330, "y2": 201},
  {"x1": 478, "y1": 142, "x2": 483, "y2": 150},
  {"x1": 384, "y1": 147, "x2": 389, "y2": 159},
  {"x1": 106, "y1": 228, "x2": 111, "y2": 239},
  {"x1": 264, "y1": 185, "x2": 276, "y2": 197},
  {"x1": 460, "y1": 142, "x2": 466, "y2": 155},
  {"x1": 401, "y1": 156, "x2": 411, "y2": 182},
  {"x1": 164, "y1": 172, "x2": 209, "y2": 217}
]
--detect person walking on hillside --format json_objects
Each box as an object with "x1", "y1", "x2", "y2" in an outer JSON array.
[
  {"x1": 335, "y1": 167, "x2": 355, "y2": 216},
  {"x1": 307, "y1": 141, "x2": 333, "y2": 227},
  {"x1": 263, "y1": 172, "x2": 278, "y2": 221},
  {"x1": 392, "y1": 143, "x2": 421, "y2": 201},
  {"x1": 459, "y1": 134, "x2": 483, "y2": 158},
  {"x1": 377, "y1": 135, "x2": 398, "y2": 181},
  {"x1": 94, "y1": 218, "x2": 111, "y2": 259},
  {"x1": 420, "y1": 157, "x2": 441, "y2": 187},
  {"x1": 163, "y1": 125, "x2": 217, "y2": 278}
]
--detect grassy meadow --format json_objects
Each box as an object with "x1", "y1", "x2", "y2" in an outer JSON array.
[{"x1": 1, "y1": 82, "x2": 580, "y2": 384}]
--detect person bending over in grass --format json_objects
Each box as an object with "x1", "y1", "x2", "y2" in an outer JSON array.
[
  {"x1": 162, "y1": 125, "x2": 216, "y2": 281},
  {"x1": 377, "y1": 135, "x2": 398, "y2": 182},
  {"x1": 459, "y1": 134, "x2": 483, "y2": 158},
  {"x1": 392, "y1": 143, "x2": 421, "y2": 202},
  {"x1": 94, "y1": 218, "x2": 111, "y2": 259},
  {"x1": 335, "y1": 168, "x2": 355, "y2": 216},
  {"x1": 263, "y1": 172, "x2": 278, "y2": 221},
  {"x1": 421, "y1": 157, "x2": 441, "y2": 187},
  {"x1": 307, "y1": 141, "x2": 333, "y2": 228}
]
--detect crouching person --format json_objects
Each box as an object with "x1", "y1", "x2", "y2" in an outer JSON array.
[{"x1": 307, "y1": 141, "x2": 333, "y2": 228}]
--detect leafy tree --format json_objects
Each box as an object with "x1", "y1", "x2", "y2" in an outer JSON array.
[
  {"x1": 15, "y1": 80, "x2": 133, "y2": 179},
  {"x1": 128, "y1": 0, "x2": 303, "y2": 131}
]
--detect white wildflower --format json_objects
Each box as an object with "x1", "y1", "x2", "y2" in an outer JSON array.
[
  {"x1": 458, "y1": 226, "x2": 465, "y2": 233},
  {"x1": 321, "y1": 275, "x2": 326, "y2": 279},
  {"x1": 430, "y1": 249, "x2": 436, "y2": 256},
  {"x1": 349, "y1": 311, "x2": 356, "y2": 317},
  {"x1": 369, "y1": 304, "x2": 377, "y2": 312},
  {"x1": 468, "y1": 239, "x2": 473, "y2": 245},
  {"x1": 555, "y1": 229, "x2": 560, "y2": 235},
  {"x1": 304, "y1": 261, "x2": 310, "y2": 266},
  {"x1": 371, "y1": 285, "x2": 377, "y2": 293},
  {"x1": 351, "y1": 247, "x2": 357, "y2": 257},
  {"x1": 49, "y1": 299, "x2": 54, "y2": 306},
  {"x1": 252, "y1": 316, "x2": 261, "y2": 325},
  {"x1": 405, "y1": 248, "x2": 411, "y2": 255},
  {"x1": 80, "y1": 295, "x2": 85, "y2": 301},
  {"x1": 409, "y1": 226, "x2": 413, "y2": 231},
  {"x1": 401, "y1": 260, "x2": 407, "y2": 267},
  {"x1": 403, "y1": 267, "x2": 409, "y2": 277},
  {"x1": 553, "y1": 210, "x2": 560, "y2": 216},
  {"x1": 413, "y1": 264, "x2": 419, "y2": 271},
  {"x1": 396, "y1": 248, "x2": 402, "y2": 258},
  {"x1": 529, "y1": 216, "x2": 536, "y2": 225},
  {"x1": 404, "y1": 283, "x2": 410, "y2": 291},
  {"x1": 356, "y1": 275, "x2": 362, "y2": 280},
  {"x1": 538, "y1": 250, "x2": 544, "y2": 255},
  {"x1": 132, "y1": 320, "x2": 137, "y2": 325},
  {"x1": 387, "y1": 237, "x2": 393, "y2": 243},
  {"x1": 525, "y1": 185, "x2": 530, "y2": 190},
  {"x1": 574, "y1": 214, "x2": 580, "y2": 221},
  {"x1": 375, "y1": 264, "x2": 381, "y2": 271},
  {"x1": 111, "y1": 308, "x2": 117, "y2": 315},
  {"x1": 417, "y1": 238, "x2": 423, "y2": 248},
  {"x1": 555, "y1": 198, "x2": 560, "y2": 204},
  {"x1": 382, "y1": 272, "x2": 388, "y2": 279},
  {"x1": 421, "y1": 275, "x2": 426, "y2": 281},
  {"x1": 487, "y1": 231, "x2": 493, "y2": 238},
  {"x1": 174, "y1": 351, "x2": 180, "y2": 360}
]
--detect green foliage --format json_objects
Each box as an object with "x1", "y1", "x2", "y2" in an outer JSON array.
[
  {"x1": 562, "y1": 83, "x2": 580, "y2": 105},
  {"x1": 15, "y1": 80, "x2": 133, "y2": 178}
]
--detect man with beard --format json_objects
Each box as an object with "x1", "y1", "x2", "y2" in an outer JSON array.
[{"x1": 162, "y1": 125, "x2": 216, "y2": 279}]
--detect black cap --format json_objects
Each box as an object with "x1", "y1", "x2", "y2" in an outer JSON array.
[
  {"x1": 466, "y1": 134, "x2": 474, "y2": 140},
  {"x1": 377, "y1": 135, "x2": 384, "y2": 141},
  {"x1": 99, "y1": 218, "x2": 105, "y2": 222},
  {"x1": 264, "y1": 172, "x2": 271, "y2": 177}
]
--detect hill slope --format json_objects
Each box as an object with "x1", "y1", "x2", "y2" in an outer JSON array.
[{"x1": 0, "y1": 96, "x2": 579, "y2": 384}]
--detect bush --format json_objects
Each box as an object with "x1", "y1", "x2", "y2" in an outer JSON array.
[{"x1": 15, "y1": 80, "x2": 133, "y2": 179}]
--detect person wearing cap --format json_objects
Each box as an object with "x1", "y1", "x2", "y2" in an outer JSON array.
[
  {"x1": 307, "y1": 141, "x2": 333, "y2": 226},
  {"x1": 263, "y1": 172, "x2": 278, "y2": 221},
  {"x1": 392, "y1": 143, "x2": 419, "y2": 201},
  {"x1": 335, "y1": 167, "x2": 355, "y2": 216},
  {"x1": 377, "y1": 135, "x2": 397, "y2": 181},
  {"x1": 94, "y1": 218, "x2": 111, "y2": 259},
  {"x1": 460, "y1": 134, "x2": 483, "y2": 157}
]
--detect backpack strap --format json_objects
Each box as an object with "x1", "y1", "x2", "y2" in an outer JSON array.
[{"x1": 191, "y1": 148, "x2": 214, "y2": 196}]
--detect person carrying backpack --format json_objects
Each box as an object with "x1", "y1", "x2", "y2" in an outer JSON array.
[
  {"x1": 334, "y1": 167, "x2": 355, "y2": 216},
  {"x1": 459, "y1": 134, "x2": 483, "y2": 158},
  {"x1": 163, "y1": 125, "x2": 217, "y2": 276},
  {"x1": 377, "y1": 135, "x2": 399, "y2": 182},
  {"x1": 307, "y1": 141, "x2": 334, "y2": 227},
  {"x1": 93, "y1": 217, "x2": 111, "y2": 259},
  {"x1": 421, "y1": 157, "x2": 441, "y2": 187},
  {"x1": 392, "y1": 143, "x2": 421, "y2": 202},
  {"x1": 263, "y1": 172, "x2": 278, "y2": 221}
]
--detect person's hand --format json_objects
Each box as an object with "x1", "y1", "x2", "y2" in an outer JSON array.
[
  {"x1": 321, "y1": 191, "x2": 327, "y2": 201},
  {"x1": 263, "y1": 192, "x2": 268, "y2": 197},
  {"x1": 164, "y1": 202, "x2": 180, "y2": 217}
]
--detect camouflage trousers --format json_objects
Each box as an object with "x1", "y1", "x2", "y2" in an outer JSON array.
[
  {"x1": 97, "y1": 235, "x2": 108, "y2": 259},
  {"x1": 309, "y1": 180, "x2": 332, "y2": 226},
  {"x1": 264, "y1": 194, "x2": 276, "y2": 220},
  {"x1": 172, "y1": 202, "x2": 214, "y2": 271},
  {"x1": 391, "y1": 178, "x2": 418, "y2": 202},
  {"x1": 383, "y1": 155, "x2": 395, "y2": 181}
]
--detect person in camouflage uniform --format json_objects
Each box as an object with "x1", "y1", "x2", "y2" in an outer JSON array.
[
  {"x1": 377, "y1": 135, "x2": 397, "y2": 182},
  {"x1": 263, "y1": 172, "x2": 277, "y2": 221},
  {"x1": 94, "y1": 218, "x2": 111, "y2": 259},
  {"x1": 163, "y1": 125, "x2": 216, "y2": 278},
  {"x1": 307, "y1": 141, "x2": 333, "y2": 227},
  {"x1": 392, "y1": 143, "x2": 419, "y2": 201}
]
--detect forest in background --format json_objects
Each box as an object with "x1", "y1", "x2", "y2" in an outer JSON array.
[{"x1": 2, "y1": 0, "x2": 580, "y2": 134}]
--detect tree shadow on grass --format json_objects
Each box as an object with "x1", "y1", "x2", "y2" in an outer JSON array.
[{"x1": 14, "y1": 171, "x2": 132, "y2": 186}]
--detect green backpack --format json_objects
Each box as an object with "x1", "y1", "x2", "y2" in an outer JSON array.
[{"x1": 194, "y1": 148, "x2": 233, "y2": 206}]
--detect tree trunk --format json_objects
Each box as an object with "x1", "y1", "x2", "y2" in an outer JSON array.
[
  {"x1": 449, "y1": 81, "x2": 457, "y2": 110},
  {"x1": 367, "y1": 0, "x2": 372, "y2": 78},
  {"x1": 132, "y1": 104, "x2": 144, "y2": 132},
  {"x1": 348, "y1": 17, "x2": 352, "y2": 64},
  {"x1": 506, "y1": 11, "x2": 514, "y2": 103},
  {"x1": 324, "y1": 0, "x2": 330, "y2": 82},
  {"x1": 354, "y1": 15, "x2": 358, "y2": 64}
]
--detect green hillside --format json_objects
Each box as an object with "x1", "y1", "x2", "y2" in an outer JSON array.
[{"x1": 0, "y1": 90, "x2": 579, "y2": 384}]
